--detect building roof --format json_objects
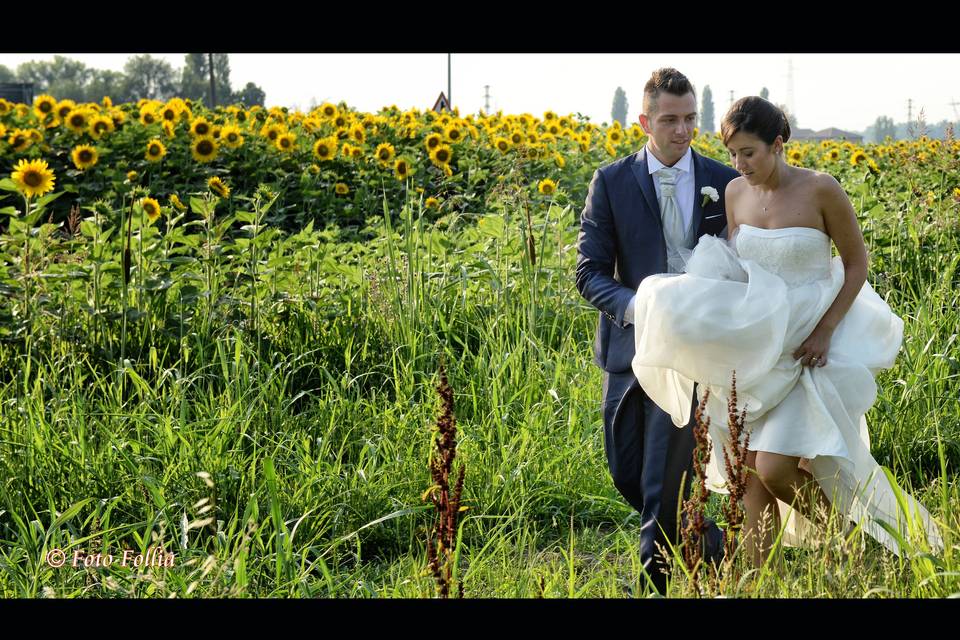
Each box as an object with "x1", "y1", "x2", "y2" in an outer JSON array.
[{"x1": 792, "y1": 127, "x2": 863, "y2": 141}]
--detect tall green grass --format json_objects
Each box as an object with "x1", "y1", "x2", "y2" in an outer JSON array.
[{"x1": 0, "y1": 168, "x2": 957, "y2": 597}]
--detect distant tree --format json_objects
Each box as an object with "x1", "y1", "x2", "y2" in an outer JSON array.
[
  {"x1": 234, "y1": 82, "x2": 265, "y2": 107},
  {"x1": 611, "y1": 87, "x2": 628, "y2": 127},
  {"x1": 179, "y1": 53, "x2": 234, "y2": 106},
  {"x1": 777, "y1": 103, "x2": 798, "y2": 129},
  {"x1": 16, "y1": 56, "x2": 92, "y2": 101},
  {"x1": 872, "y1": 115, "x2": 897, "y2": 142},
  {"x1": 179, "y1": 53, "x2": 209, "y2": 102},
  {"x1": 122, "y1": 55, "x2": 178, "y2": 101},
  {"x1": 87, "y1": 69, "x2": 129, "y2": 103},
  {"x1": 0, "y1": 64, "x2": 15, "y2": 83},
  {"x1": 760, "y1": 87, "x2": 770, "y2": 100},
  {"x1": 700, "y1": 85, "x2": 715, "y2": 132}
]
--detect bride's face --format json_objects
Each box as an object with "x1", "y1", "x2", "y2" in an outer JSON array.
[{"x1": 726, "y1": 130, "x2": 783, "y2": 184}]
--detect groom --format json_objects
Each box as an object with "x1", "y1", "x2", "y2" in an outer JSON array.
[{"x1": 576, "y1": 68, "x2": 739, "y2": 594}]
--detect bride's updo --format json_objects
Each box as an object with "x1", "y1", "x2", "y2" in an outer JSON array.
[{"x1": 720, "y1": 96, "x2": 791, "y2": 149}]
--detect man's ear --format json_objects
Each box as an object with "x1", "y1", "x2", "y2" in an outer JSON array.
[{"x1": 639, "y1": 114, "x2": 651, "y2": 134}]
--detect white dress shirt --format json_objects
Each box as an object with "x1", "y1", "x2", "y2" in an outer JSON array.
[{"x1": 624, "y1": 144, "x2": 696, "y2": 326}]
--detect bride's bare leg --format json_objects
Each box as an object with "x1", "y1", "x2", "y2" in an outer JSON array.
[
  {"x1": 754, "y1": 451, "x2": 836, "y2": 530},
  {"x1": 742, "y1": 450, "x2": 781, "y2": 569}
]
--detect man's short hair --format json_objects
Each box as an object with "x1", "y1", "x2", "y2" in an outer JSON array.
[{"x1": 643, "y1": 68, "x2": 696, "y2": 115}]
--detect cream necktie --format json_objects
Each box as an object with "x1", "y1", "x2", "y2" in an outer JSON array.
[{"x1": 655, "y1": 166, "x2": 691, "y2": 273}]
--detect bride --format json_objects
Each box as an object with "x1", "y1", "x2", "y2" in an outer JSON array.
[{"x1": 630, "y1": 96, "x2": 944, "y2": 568}]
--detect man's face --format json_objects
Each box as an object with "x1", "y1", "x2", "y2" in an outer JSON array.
[{"x1": 639, "y1": 92, "x2": 697, "y2": 165}]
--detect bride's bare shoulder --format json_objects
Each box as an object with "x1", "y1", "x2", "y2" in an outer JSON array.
[{"x1": 725, "y1": 175, "x2": 748, "y2": 198}]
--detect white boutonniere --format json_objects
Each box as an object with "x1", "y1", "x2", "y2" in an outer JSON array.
[{"x1": 701, "y1": 186, "x2": 719, "y2": 208}]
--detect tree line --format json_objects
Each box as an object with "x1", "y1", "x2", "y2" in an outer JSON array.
[{"x1": 0, "y1": 54, "x2": 265, "y2": 107}]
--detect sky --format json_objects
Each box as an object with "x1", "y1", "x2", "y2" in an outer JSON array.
[{"x1": 2, "y1": 53, "x2": 958, "y2": 133}]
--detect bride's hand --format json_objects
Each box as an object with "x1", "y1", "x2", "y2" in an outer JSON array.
[{"x1": 793, "y1": 325, "x2": 833, "y2": 367}]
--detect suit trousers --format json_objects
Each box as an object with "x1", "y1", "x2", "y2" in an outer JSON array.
[{"x1": 602, "y1": 370, "x2": 723, "y2": 594}]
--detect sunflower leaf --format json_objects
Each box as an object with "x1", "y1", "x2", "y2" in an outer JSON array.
[{"x1": 0, "y1": 178, "x2": 20, "y2": 192}]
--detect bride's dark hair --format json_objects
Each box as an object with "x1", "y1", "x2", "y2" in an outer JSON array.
[{"x1": 720, "y1": 96, "x2": 791, "y2": 149}]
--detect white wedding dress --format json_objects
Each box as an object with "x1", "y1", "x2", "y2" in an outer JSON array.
[{"x1": 631, "y1": 224, "x2": 943, "y2": 555}]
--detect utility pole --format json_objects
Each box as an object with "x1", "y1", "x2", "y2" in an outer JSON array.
[
  {"x1": 948, "y1": 99, "x2": 959, "y2": 122},
  {"x1": 786, "y1": 58, "x2": 795, "y2": 118},
  {"x1": 447, "y1": 53, "x2": 452, "y2": 110},
  {"x1": 907, "y1": 98, "x2": 913, "y2": 124},
  {"x1": 729, "y1": 90, "x2": 734, "y2": 108},
  {"x1": 208, "y1": 53, "x2": 216, "y2": 108},
  {"x1": 484, "y1": 85, "x2": 490, "y2": 113}
]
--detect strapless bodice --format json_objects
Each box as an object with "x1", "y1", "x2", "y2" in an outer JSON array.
[{"x1": 735, "y1": 224, "x2": 832, "y2": 287}]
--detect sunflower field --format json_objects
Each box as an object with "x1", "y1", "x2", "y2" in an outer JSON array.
[{"x1": 1, "y1": 92, "x2": 960, "y2": 598}]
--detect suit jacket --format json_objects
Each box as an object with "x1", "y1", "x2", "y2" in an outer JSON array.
[{"x1": 576, "y1": 146, "x2": 740, "y2": 375}]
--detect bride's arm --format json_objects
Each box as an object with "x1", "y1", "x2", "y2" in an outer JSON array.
[
  {"x1": 724, "y1": 179, "x2": 742, "y2": 252},
  {"x1": 814, "y1": 174, "x2": 869, "y2": 333},
  {"x1": 793, "y1": 174, "x2": 868, "y2": 367}
]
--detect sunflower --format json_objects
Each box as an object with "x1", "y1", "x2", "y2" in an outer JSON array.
[
  {"x1": 334, "y1": 182, "x2": 350, "y2": 195},
  {"x1": 160, "y1": 103, "x2": 179, "y2": 123},
  {"x1": 8, "y1": 128, "x2": 32, "y2": 152},
  {"x1": 393, "y1": 157, "x2": 414, "y2": 181},
  {"x1": 425, "y1": 196, "x2": 440, "y2": 209},
  {"x1": 220, "y1": 125, "x2": 244, "y2": 148},
  {"x1": 350, "y1": 146, "x2": 363, "y2": 160},
  {"x1": 444, "y1": 124, "x2": 464, "y2": 144},
  {"x1": 349, "y1": 124, "x2": 366, "y2": 144},
  {"x1": 313, "y1": 136, "x2": 338, "y2": 161},
  {"x1": 547, "y1": 122, "x2": 560, "y2": 136},
  {"x1": 191, "y1": 136, "x2": 219, "y2": 163},
  {"x1": 553, "y1": 152, "x2": 566, "y2": 169},
  {"x1": 140, "y1": 197, "x2": 162, "y2": 224},
  {"x1": 261, "y1": 123, "x2": 284, "y2": 142},
  {"x1": 424, "y1": 132, "x2": 442, "y2": 151},
  {"x1": 11, "y1": 158, "x2": 56, "y2": 199},
  {"x1": 493, "y1": 137, "x2": 511, "y2": 154},
  {"x1": 867, "y1": 158, "x2": 880, "y2": 175},
  {"x1": 109, "y1": 108, "x2": 126, "y2": 128},
  {"x1": 71, "y1": 144, "x2": 99, "y2": 170},
  {"x1": 275, "y1": 132, "x2": 296, "y2": 153},
  {"x1": 170, "y1": 193, "x2": 187, "y2": 212},
  {"x1": 319, "y1": 102, "x2": 338, "y2": 119},
  {"x1": 606, "y1": 128, "x2": 624, "y2": 145},
  {"x1": 88, "y1": 115, "x2": 115, "y2": 140},
  {"x1": 309, "y1": 164, "x2": 321, "y2": 175},
  {"x1": 145, "y1": 139, "x2": 167, "y2": 162},
  {"x1": 64, "y1": 109, "x2": 90, "y2": 134},
  {"x1": 605, "y1": 143, "x2": 617, "y2": 157},
  {"x1": 374, "y1": 142, "x2": 395, "y2": 165},
  {"x1": 190, "y1": 117, "x2": 213, "y2": 138},
  {"x1": 538, "y1": 179, "x2": 557, "y2": 196},
  {"x1": 788, "y1": 149, "x2": 802, "y2": 164},
  {"x1": 208, "y1": 176, "x2": 231, "y2": 198},
  {"x1": 102, "y1": 96, "x2": 113, "y2": 108},
  {"x1": 56, "y1": 99, "x2": 76, "y2": 120},
  {"x1": 543, "y1": 110, "x2": 557, "y2": 122},
  {"x1": 850, "y1": 150, "x2": 867, "y2": 166},
  {"x1": 0, "y1": 123, "x2": 6, "y2": 138},
  {"x1": 829, "y1": 148, "x2": 840, "y2": 160},
  {"x1": 33, "y1": 94, "x2": 57, "y2": 119},
  {"x1": 429, "y1": 144, "x2": 453, "y2": 167},
  {"x1": 162, "y1": 121, "x2": 176, "y2": 139},
  {"x1": 126, "y1": 170, "x2": 138, "y2": 182},
  {"x1": 139, "y1": 105, "x2": 159, "y2": 126}
]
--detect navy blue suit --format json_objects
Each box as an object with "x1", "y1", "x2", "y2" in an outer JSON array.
[{"x1": 576, "y1": 146, "x2": 739, "y2": 593}]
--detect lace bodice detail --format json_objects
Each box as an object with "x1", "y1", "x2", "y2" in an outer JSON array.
[{"x1": 735, "y1": 224, "x2": 833, "y2": 287}]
